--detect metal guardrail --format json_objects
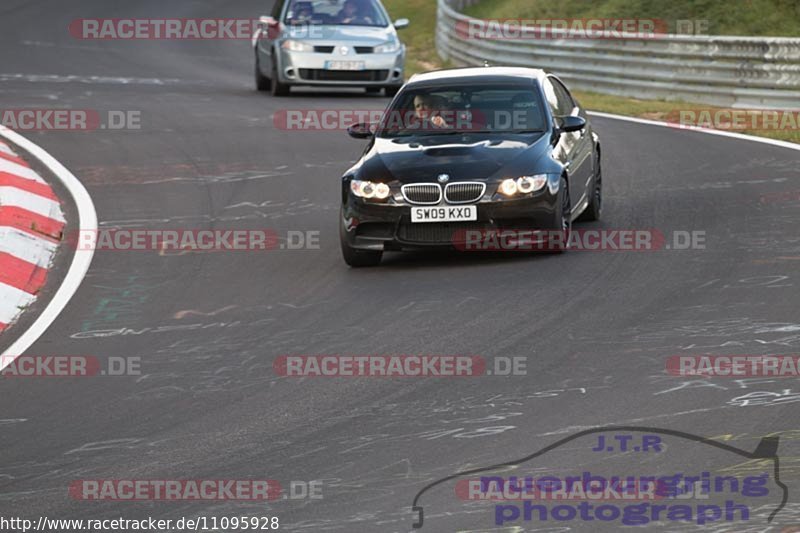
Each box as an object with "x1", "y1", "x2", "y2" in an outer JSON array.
[{"x1": 436, "y1": 0, "x2": 800, "y2": 109}]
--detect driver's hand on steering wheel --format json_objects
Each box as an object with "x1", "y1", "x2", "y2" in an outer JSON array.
[
  {"x1": 343, "y1": 16, "x2": 373, "y2": 24},
  {"x1": 431, "y1": 115, "x2": 451, "y2": 128}
]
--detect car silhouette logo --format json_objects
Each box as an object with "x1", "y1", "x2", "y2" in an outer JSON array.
[
  {"x1": 340, "y1": 46, "x2": 349, "y2": 55},
  {"x1": 438, "y1": 174, "x2": 450, "y2": 183},
  {"x1": 410, "y1": 425, "x2": 788, "y2": 530}
]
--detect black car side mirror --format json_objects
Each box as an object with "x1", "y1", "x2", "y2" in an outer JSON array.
[
  {"x1": 555, "y1": 115, "x2": 586, "y2": 133},
  {"x1": 347, "y1": 122, "x2": 375, "y2": 139}
]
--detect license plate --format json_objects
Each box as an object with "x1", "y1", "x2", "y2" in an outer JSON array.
[
  {"x1": 324, "y1": 60, "x2": 365, "y2": 71},
  {"x1": 411, "y1": 205, "x2": 477, "y2": 223}
]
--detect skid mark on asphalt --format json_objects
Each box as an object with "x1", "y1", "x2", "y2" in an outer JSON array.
[
  {"x1": 64, "y1": 438, "x2": 144, "y2": 455},
  {"x1": 0, "y1": 73, "x2": 184, "y2": 86},
  {"x1": 79, "y1": 274, "x2": 166, "y2": 332},
  {"x1": 136, "y1": 170, "x2": 294, "y2": 185},
  {"x1": 98, "y1": 204, "x2": 333, "y2": 228},
  {"x1": 69, "y1": 317, "x2": 275, "y2": 339},
  {"x1": 0, "y1": 73, "x2": 183, "y2": 85},
  {"x1": 74, "y1": 163, "x2": 295, "y2": 186},
  {"x1": 172, "y1": 305, "x2": 238, "y2": 319}
]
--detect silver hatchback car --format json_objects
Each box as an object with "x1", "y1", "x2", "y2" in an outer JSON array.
[{"x1": 254, "y1": 0, "x2": 409, "y2": 96}]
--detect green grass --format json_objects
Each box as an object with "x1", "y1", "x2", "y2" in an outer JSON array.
[
  {"x1": 382, "y1": 0, "x2": 800, "y2": 144},
  {"x1": 464, "y1": 0, "x2": 800, "y2": 37},
  {"x1": 383, "y1": 0, "x2": 447, "y2": 75}
]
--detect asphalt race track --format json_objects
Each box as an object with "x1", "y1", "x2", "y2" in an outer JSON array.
[{"x1": 1, "y1": 1, "x2": 800, "y2": 531}]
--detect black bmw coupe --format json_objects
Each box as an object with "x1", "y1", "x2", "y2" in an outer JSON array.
[{"x1": 340, "y1": 67, "x2": 602, "y2": 266}]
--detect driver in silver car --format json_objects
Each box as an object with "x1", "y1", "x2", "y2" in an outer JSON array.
[{"x1": 337, "y1": 0, "x2": 374, "y2": 25}]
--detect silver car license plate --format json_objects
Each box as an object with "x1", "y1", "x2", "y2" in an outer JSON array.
[
  {"x1": 325, "y1": 60, "x2": 365, "y2": 71},
  {"x1": 411, "y1": 206, "x2": 477, "y2": 223}
]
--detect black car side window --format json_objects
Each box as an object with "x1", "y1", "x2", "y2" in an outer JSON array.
[
  {"x1": 542, "y1": 78, "x2": 560, "y2": 116},
  {"x1": 550, "y1": 77, "x2": 576, "y2": 116}
]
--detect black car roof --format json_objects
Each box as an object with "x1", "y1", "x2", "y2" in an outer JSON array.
[{"x1": 406, "y1": 67, "x2": 548, "y2": 89}]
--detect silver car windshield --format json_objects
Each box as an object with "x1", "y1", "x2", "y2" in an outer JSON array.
[{"x1": 285, "y1": 0, "x2": 390, "y2": 27}]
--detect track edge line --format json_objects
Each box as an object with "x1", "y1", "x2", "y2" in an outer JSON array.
[
  {"x1": 0, "y1": 126, "x2": 97, "y2": 363},
  {"x1": 587, "y1": 111, "x2": 800, "y2": 152}
]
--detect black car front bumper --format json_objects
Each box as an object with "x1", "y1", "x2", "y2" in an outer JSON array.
[{"x1": 341, "y1": 189, "x2": 561, "y2": 251}]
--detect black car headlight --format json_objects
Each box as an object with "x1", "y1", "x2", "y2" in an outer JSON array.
[
  {"x1": 351, "y1": 179, "x2": 391, "y2": 200},
  {"x1": 498, "y1": 175, "x2": 548, "y2": 196}
]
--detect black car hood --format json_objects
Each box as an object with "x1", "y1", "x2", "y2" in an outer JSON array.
[{"x1": 360, "y1": 133, "x2": 548, "y2": 183}]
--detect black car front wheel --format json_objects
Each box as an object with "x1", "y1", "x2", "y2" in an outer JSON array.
[
  {"x1": 578, "y1": 150, "x2": 602, "y2": 222},
  {"x1": 340, "y1": 216, "x2": 382, "y2": 267},
  {"x1": 548, "y1": 176, "x2": 571, "y2": 253}
]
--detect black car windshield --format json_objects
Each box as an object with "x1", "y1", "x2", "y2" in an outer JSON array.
[
  {"x1": 285, "y1": 0, "x2": 390, "y2": 27},
  {"x1": 376, "y1": 84, "x2": 547, "y2": 138}
]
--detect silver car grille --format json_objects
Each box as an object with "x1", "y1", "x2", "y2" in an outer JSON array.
[
  {"x1": 444, "y1": 182, "x2": 486, "y2": 204},
  {"x1": 402, "y1": 183, "x2": 442, "y2": 205}
]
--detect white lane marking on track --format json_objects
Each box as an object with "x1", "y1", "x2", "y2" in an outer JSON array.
[
  {"x1": 0, "y1": 158, "x2": 45, "y2": 183},
  {"x1": 0, "y1": 73, "x2": 182, "y2": 85},
  {"x1": 0, "y1": 284, "x2": 36, "y2": 323},
  {"x1": 0, "y1": 125, "x2": 97, "y2": 366},
  {"x1": 0, "y1": 142, "x2": 16, "y2": 156},
  {"x1": 0, "y1": 227, "x2": 58, "y2": 266},
  {"x1": 0, "y1": 186, "x2": 65, "y2": 221},
  {"x1": 588, "y1": 111, "x2": 800, "y2": 152}
]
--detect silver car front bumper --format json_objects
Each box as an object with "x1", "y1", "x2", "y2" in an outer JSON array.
[{"x1": 276, "y1": 47, "x2": 405, "y2": 87}]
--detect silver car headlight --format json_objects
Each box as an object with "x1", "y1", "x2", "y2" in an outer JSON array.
[
  {"x1": 374, "y1": 41, "x2": 400, "y2": 54},
  {"x1": 281, "y1": 40, "x2": 314, "y2": 52}
]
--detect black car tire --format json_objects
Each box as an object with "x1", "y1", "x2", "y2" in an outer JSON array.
[
  {"x1": 577, "y1": 149, "x2": 602, "y2": 222},
  {"x1": 547, "y1": 176, "x2": 571, "y2": 253},
  {"x1": 340, "y1": 216, "x2": 383, "y2": 267},
  {"x1": 270, "y1": 56, "x2": 290, "y2": 97},
  {"x1": 384, "y1": 86, "x2": 401, "y2": 97},
  {"x1": 365, "y1": 87, "x2": 382, "y2": 94},
  {"x1": 255, "y1": 54, "x2": 271, "y2": 91}
]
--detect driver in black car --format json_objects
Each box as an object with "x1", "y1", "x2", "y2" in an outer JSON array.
[{"x1": 412, "y1": 94, "x2": 451, "y2": 129}]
